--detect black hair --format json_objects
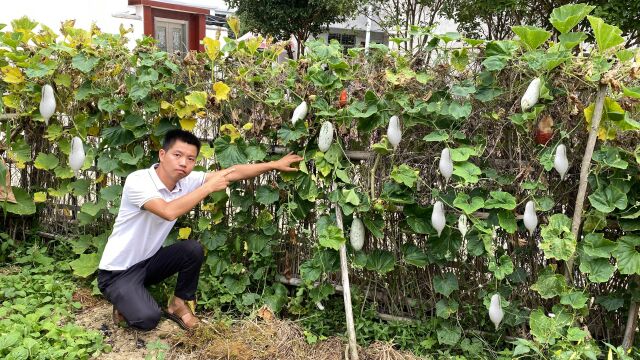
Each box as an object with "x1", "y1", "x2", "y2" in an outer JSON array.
[{"x1": 162, "y1": 129, "x2": 201, "y2": 154}]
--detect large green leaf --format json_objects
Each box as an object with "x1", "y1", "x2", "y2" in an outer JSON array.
[
  {"x1": 452, "y1": 161, "x2": 482, "y2": 184},
  {"x1": 579, "y1": 253, "x2": 615, "y2": 283},
  {"x1": 69, "y1": 253, "x2": 99, "y2": 277},
  {"x1": 484, "y1": 191, "x2": 517, "y2": 210},
  {"x1": 390, "y1": 164, "x2": 419, "y2": 188},
  {"x1": 437, "y1": 322, "x2": 461, "y2": 346},
  {"x1": 549, "y1": 4, "x2": 594, "y2": 33},
  {"x1": 255, "y1": 185, "x2": 279, "y2": 205},
  {"x1": 402, "y1": 244, "x2": 429, "y2": 267},
  {"x1": 588, "y1": 184, "x2": 628, "y2": 213},
  {"x1": 71, "y1": 53, "x2": 100, "y2": 73},
  {"x1": 511, "y1": 26, "x2": 551, "y2": 50},
  {"x1": 365, "y1": 249, "x2": 395, "y2": 274},
  {"x1": 540, "y1": 214, "x2": 576, "y2": 260},
  {"x1": 34, "y1": 153, "x2": 59, "y2": 170},
  {"x1": 582, "y1": 233, "x2": 617, "y2": 258},
  {"x1": 213, "y1": 136, "x2": 248, "y2": 168},
  {"x1": 1, "y1": 187, "x2": 36, "y2": 215},
  {"x1": 433, "y1": 272, "x2": 459, "y2": 298},
  {"x1": 318, "y1": 225, "x2": 346, "y2": 251},
  {"x1": 530, "y1": 266, "x2": 567, "y2": 299},
  {"x1": 587, "y1": 16, "x2": 624, "y2": 52},
  {"x1": 453, "y1": 193, "x2": 484, "y2": 214},
  {"x1": 613, "y1": 235, "x2": 640, "y2": 275},
  {"x1": 529, "y1": 309, "x2": 561, "y2": 344},
  {"x1": 488, "y1": 254, "x2": 514, "y2": 280},
  {"x1": 436, "y1": 298, "x2": 459, "y2": 319}
]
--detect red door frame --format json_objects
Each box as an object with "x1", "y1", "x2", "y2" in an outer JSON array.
[{"x1": 129, "y1": 0, "x2": 207, "y2": 52}]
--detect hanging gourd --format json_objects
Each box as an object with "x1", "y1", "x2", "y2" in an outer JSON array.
[
  {"x1": 350, "y1": 216, "x2": 365, "y2": 251},
  {"x1": 554, "y1": 144, "x2": 568, "y2": 180},
  {"x1": 439, "y1": 148, "x2": 453, "y2": 181},
  {"x1": 489, "y1": 294, "x2": 504, "y2": 330},
  {"x1": 69, "y1": 137, "x2": 86, "y2": 174},
  {"x1": 318, "y1": 121, "x2": 334, "y2": 152},
  {"x1": 291, "y1": 101, "x2": 308, "y2": 125},
  {"x1": 535, "y1": 115, "x2": 554, "y2": 145},
  {"x1": 523, "y1": 200, "x2": 538, "y2": 236},
  {"x1": 521, "y1": 77, "x2": 541, "y2": 111},
  {"x1": 457, "y1": 214, "x2": 469, "y2": 239},
  {"x1": 40, "y1": 84, "x2": 56, "y2": 125},
  {"x1": 387, "y1": 115, "x2": 401, "y2": 149},
  {"x1": 431, "y1": 201, "x2": 446, "y2": 237}
]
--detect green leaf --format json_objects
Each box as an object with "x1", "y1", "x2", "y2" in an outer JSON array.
[
  {"x1": 588, "y1": 184, "x2": 628, "y2": 213},
  {"x1": 224, "y1": 274, "x2": 250, "y2": 294},
  {"x1": 80, "y1": 200, "x2": 106, "y2": 217},
  {"x1": 449, "y1": 147, "x2": 477, "y2": 161},
  {"x1": 558, "y1": 32, "x2": 588, "y2": 50},
  {"x1": 402, "y1": 244, "x2": 428, "y2": 267},
  {"x1": 255, "y1": 185, "x2": 279, "y2": 205},
  {"x1": 485, "y1": 191, "x2": 517, "y2": 210},
  {"x1": 511, "y1": 26, "x2": 551, "y2": 50},
  {"x1": 71, "y1": 53, "x2": 100, "y2": 73},
  {"x1": 453, "y1": 193, "x2": 484, "y2": 214},
  {"x1": 436, "y1": 322, "x2": 461, "y2": 345},
  {"x1": 277, "y1": 120, "x2": 308, "y2": 145},
  {"x1": 588, "y1": 16, "x2": 624, "y2": 52},
  {"x1": 540, "y1": 214, "x2": 576, "y2": 260},
  {"x1": 213, "y1": 136, "x2": 248, "y2": 169},
  {"x1": 488, "y1": 254, "x2": 514, "y2": 280},
  {"x1": 422, "y1": 130, "x2": 449, "y2": 142},
  {"x1": 530, "y1": 267, "x2": 567, "y2": 299},
  {"x1": 365, "y1": 249, "x2": 395, "y2": 274},
  {"x1": 34, "y1": 153, "x2": 59, "y2": 170},
  {"x1": 529, "y1": 309, "x2": 561, "y2": 344},
  {"x1": 433, "y1": 272, "x2": 459, "y2": 297},
  {"x1": 560, "y1": 291, "x2": 588, "y2": 309},
  {"x1": 436, "y1": 298, "x2": 459, "y2": 319},
  {"x1": 498, "y1": 210, "x2": 516, "y2": 234},
  {"x1": 452, "y1": 161, "x2": 482, "y2": 184},
  {"x1": 390, "y1": 164, "x2": 419, "y2": 188},
  {"x1": 1, "y1": 188, "x2": 36, "y2": 215},
  {"x1": 318, "y1": 225, "x2": 346, "y2": 250},
  {"x1": 69, "y1": 253, "x2": 99, "y2": 277},
  {"x1": 582, "y1": 233, "x2": 617, "y2": 258},
  {"x1": 613, "y1": 235, "x2": 640, "y2": 275},
  {"x1": 549, "y1": 4, "x2": 594, "y2": 33}
]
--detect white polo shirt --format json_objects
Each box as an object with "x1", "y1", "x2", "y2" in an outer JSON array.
[{"x1": 98, "y1": 164, "x2": 206, "y2": 271}]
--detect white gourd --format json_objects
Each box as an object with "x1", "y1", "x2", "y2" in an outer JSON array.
[
  {"x1": 40, "y1": 84, "x2": 56, "y2": 125},
  {"x1": 291, "y1": 101, "x2": 308, "y2": 125},
  {"x1": 523, "y1": 201, "x2": 538, "y2": 236},
  {"x1": 457, "y1": 214, "x2": 469, "y2": 239},
  {"x1": 387, "y1": 115, "x2": 401, "y2": 149},
  {"x1": 431, "y1": 201, "x2": 446, "y2": 237},
  {"x1": 318, "y1": 121, "x2": 334, "y2": 152},
  {"x1": 554, "y1": 144, "x2": 569, "y2": 180},
  {"x1": 69, "y1": 137, "x2": 86, "y2": 173},
  {"x1": 489, "y1": 294, "x2": 504, "y2": 330},
  {"x1": 521, "y1": 77, "x2": 541, "y2": 111},
  {"x1": 439, "y1": 148, "x2": 453, "y2": 181},
  {"x1": 350, "y1": 217, "x2": 365, "y2": 251}
]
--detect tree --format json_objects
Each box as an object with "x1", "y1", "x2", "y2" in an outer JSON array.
[{"x1": 225, "y1": 0, "x2": 367, "y2": 57}]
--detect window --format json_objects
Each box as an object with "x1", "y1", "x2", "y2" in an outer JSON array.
[
  {"x1": 328, "y1": 33, "x2": 356, "y2": 53},
  {"x1": 155, "y1": 18, "x2": 188, "y2": 54}
]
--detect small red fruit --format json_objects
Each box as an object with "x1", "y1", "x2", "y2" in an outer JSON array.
[
  {"x1": 535, "y1": 114, "x2": 554, "y2": 145},
  {"x1": 339, "y1": 89, "x2": 347, "y2": 108}
]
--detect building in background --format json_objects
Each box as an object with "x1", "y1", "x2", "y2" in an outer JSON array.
[{"x1": 1, "y1": 0, "x2": 455, "y2": 55}]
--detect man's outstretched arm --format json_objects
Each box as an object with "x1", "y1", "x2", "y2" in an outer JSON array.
[{"x1": 207, "y1": 152, "x2": 303, "y2": 183}]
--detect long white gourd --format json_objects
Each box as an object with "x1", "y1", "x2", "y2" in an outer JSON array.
[
  {"x1": 291, "y1": 101, "x2": 308, "y2": 125},
  {"x1": 318, "y1": 121, "x2": 334, "y2": 152},
  {"x1": 387, "y1": 115, "x2": 401, "y2": 149},
  {"x1": 69, "y1": 137, "x2": 86, "y2": 173},
  {"x1": 40, "y1": 84, "x2": 56, "y2": 125},
  {"x1": 523, "y1": 201, "x2": 538, "y2": 236},
  {"x1": 489, "y1": 294, "x2": 504, "y2": 330},
  {"x1": 457, "y1": 214, "x2": 469, "y2": 239},
  {"x1": 350, "y1": 217, "x2": 365, "y2": 251},
  {"x1": 521, "y1": 77, "x2": 541, "y2": 111},
  {"x1": 431, "y1": 201, "x2": 446, "y2": 237},
  {"x1": 554, "y1": 144, "x2": 568, "y2": 180},
  {"x1": 439, "y1": 148, "x2": 453, "y2": 181}
]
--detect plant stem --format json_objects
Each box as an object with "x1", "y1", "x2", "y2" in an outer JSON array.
[{"x1": 566, "y1": 84, "x2": 607, "y2": 281}]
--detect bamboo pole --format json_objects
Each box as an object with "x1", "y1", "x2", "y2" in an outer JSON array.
[
  {"x1": 566, "y1": 84, "x2": 608, "y2": 281},
  {"x1": 333, "y1": 184, "x2": 359, "y2": 360},
  {"x1": 622, "y1": 286, "x2": 640, "y2": 350}
]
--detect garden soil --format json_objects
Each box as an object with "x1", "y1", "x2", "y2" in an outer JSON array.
[{"x1": 73, "y1": 289, "x2": 420, "y2": 359}]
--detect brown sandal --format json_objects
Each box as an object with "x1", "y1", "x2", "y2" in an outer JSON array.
[{"x1": 163, "y1": 303, "x2": 199, "y2": 330}]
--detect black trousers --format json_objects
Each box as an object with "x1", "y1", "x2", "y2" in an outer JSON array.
[{"x1": 97, "y1": 239, "x2": 205, "y2": 330}]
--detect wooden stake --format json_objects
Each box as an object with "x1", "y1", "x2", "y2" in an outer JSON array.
[
  {"x1": 333, "y1": 184, "x2": 359, "y2": 360},
  {"x1": 566, "y1": 84, "x2": 608, "y2": 280}
]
